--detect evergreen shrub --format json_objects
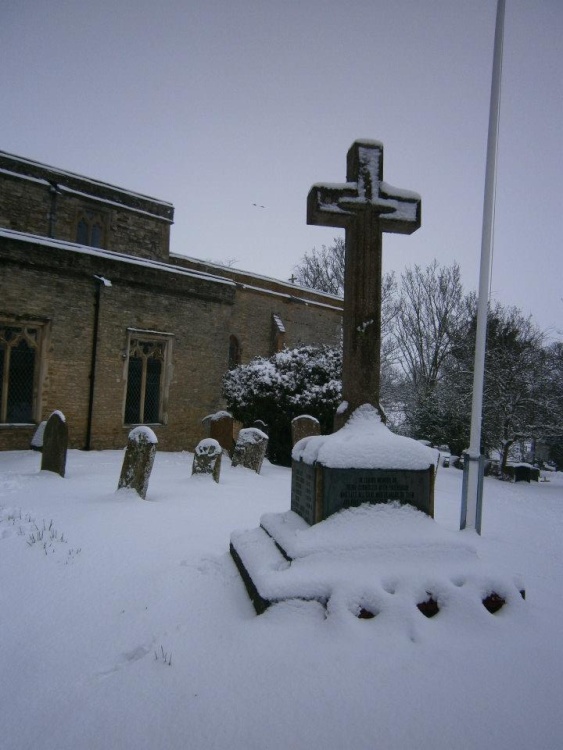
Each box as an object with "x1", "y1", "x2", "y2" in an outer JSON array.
[{"x1": 222, "y1": 345, "x2": 342, "y2": 465}]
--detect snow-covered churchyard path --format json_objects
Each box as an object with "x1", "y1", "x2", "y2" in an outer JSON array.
[{"x1": 1, "y1": 449, "x2": 562, "y2": 750}]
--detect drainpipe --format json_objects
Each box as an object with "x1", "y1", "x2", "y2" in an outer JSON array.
[
  {"x1": 48, "y1": 182, "x2": 61, "y2": 238},
  {"x1": 85, "y1": 275, "x2": 112, "y2": 450}
]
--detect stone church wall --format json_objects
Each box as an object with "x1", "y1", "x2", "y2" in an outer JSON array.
[
  {"x1": 0, "y1": 152, "x2": 343, "y2": 453},
  {"x1": 0, "y1": 152, "x2": 172, "y2": 261}
]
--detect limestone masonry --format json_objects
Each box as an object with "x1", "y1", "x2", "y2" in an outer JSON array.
[{"x1": 0, "y1": 151, "x2": 342, "y2": 451}]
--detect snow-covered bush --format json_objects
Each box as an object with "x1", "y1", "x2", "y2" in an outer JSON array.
[{"x1": 222, "y1": 345, "x2": 342, "y2": 465}]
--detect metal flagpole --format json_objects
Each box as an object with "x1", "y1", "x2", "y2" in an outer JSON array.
[{"x1": 460, "y1": 0, "x2": 506, "y2": 533}]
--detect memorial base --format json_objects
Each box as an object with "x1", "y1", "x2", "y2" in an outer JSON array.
[
  {"x1": 230, "y1": 504, "x2": 526, "y2": 617},
  {"x1": 291, "y1": 460, "x2": 435, "y2": 525}
]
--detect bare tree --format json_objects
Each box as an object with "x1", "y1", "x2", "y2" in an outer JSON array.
[
  {"x1": 393, "y1": 261, "x2": 466, "y2": 397},
  {"x1": 293, "y1": 237, "x2": 345, "y2": 296},
  {"x1": 293, "y1": 236, "x2": 398, "y2": 332}
]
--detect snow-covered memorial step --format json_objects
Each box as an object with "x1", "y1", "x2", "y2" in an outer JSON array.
[{"x1": 230, "y1": 503, "x2": 525, "y2": 617}]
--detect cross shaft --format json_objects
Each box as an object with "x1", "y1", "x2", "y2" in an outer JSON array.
[{"x1": 307, "y1": 140, "x2": 421, "y2": 423}]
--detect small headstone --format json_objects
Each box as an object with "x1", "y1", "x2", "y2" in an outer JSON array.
[
  {"x1": 30, "y1": 420, "x2": 47, "y2": 452},
  {"x1": 201, "y1": 415, "x2": 212, "y2": 437},
  {"x1": 231, "y1": 428, "x2": 268, "y2": 474},
  {"x1": 205, "y1": 411, "x2": 234, "y2": 455},
  {"x1": 252, "y1": 419, "x2": 268, "y2": 435},
  {"x1": 291, "y1": 415, "x2": 320, "y2": 446},
  {"x1": 117, "y1": 426, "x2": 158, "y2": 499},
  {"x1": 192, "y1": 438, "x2": 222, "y2": 483},
  {"x1": 40, "y1": 411, "x2": 68, "y2": 477}
]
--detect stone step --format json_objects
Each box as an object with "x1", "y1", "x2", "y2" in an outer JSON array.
[
  {"x1": 231, "y1": 505, "x2": 527, "y2": 618},
  {"x1": 230, "y1": 526, "x2": 292, "y2": 614}
]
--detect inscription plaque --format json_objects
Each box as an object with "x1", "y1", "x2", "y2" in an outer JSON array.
[
  {"x1": 291, "y1": 461, "x2": 318, "y2": 523},
  {"x1": 291, "y1": 460, "x2": 434, "y2": 526}
]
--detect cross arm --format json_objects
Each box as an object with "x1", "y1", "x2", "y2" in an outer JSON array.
[
  {"x1": 376, "y1": 182, "x2": 421, "y2": 234},
  {"x1": 307, "y1": 182, "x2": 357, "y2": 228}
]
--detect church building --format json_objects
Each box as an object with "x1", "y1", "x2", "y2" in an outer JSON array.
[{"x1": 0, "y1": 151, "x2": 342, "y2": 451}]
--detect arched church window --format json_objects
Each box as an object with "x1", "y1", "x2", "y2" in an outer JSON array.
[
  {"x1": 124, "y1": 333, "x2": 172, "y2": 425},
  {"x1": 0, "y1": 324, "x2": 43, "y2": 423},
  {"x1": 75, "y1": 209, "x2": 107, "y2": 248}
]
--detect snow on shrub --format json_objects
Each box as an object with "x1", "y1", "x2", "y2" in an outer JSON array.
[{"x1": 222, "y1": 345, "x2": 342, "y2": 465}]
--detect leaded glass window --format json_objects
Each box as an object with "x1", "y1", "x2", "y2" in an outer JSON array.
[
  {"x1": 0, "y1": 325, "x2": 40, "y2": 423},
  {"x1": 75, "y1": 209, "x2": 107, "y2": 248},
  {"x1": 124, "y1": 338, "x2": 167, "y2": 424}
]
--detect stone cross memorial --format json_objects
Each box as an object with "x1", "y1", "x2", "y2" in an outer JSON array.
[
  {"x1": 307, "y1": 139, "x2": 421, "y2": 424},
  {"x1": 292, "y1": 140, "x2": 436, "y2": 525}
]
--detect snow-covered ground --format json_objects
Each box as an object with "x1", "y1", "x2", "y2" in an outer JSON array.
[{"x1": 1, "y1": 449, "x2": 562, "y2": 750}]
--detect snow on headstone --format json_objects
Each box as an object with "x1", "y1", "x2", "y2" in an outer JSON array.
[
  {"x1": 30, "y1": 420, "x2": 47, "y2": 452},
  {"x1": 231, "y1": 427, "x2": 268, "y2": 474},
  {"x1": 252, "y1": 419, "x2": 268, "y2": 435},
  {"x1": 291, "y1": 414, "x2": 320, "y2": 446},
  {"x1": 192, "y1": 438, "x2": 222, "y2": 483},
  {"x1": 40, "y1": 411, "x2": 68, "y2": 477},
  {"x1": 117, "y1": 426, "x2": 158, "y2": 499}
]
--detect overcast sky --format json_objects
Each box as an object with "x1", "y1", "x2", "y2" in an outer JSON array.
[{"x1": 2, "y1": 0, "x2": 561, "y2": 337}]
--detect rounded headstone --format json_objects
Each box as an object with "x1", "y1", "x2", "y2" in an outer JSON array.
[
  {"x1": 40, "y1": 411, "x2": 68, "y2": 477},
  {"x1": 117, "y1": 426, "x2": 158, "y2": 500},
  {"x1": 192, "y1": 438, "x2": 222, "y2": 483},
  {"x1": 231, "y1": 428, "x2": 268, "y2": 474}
]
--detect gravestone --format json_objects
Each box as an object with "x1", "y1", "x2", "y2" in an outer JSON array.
[
  {"x1": 291, "y1": 415, "x2": 320, "y2": 446},
  {"x1": 291, "y1": 139, "x2": 436, "y2": 524},
  {"x1": 205, "y1": 411, "x2": 234, "y2": 455},
  {"x1": 201, "y1": 415, "x2": 212, "y2": 437},
  {"x1": 192, "y1": 438, "x2": 222, "y2": 483},
  {"x1": 40, "y1": 411, "x2": 68, "y2": 477},
  {"x1": 231, "y1": 428, "x2": 268, "y2": 474},
  {"x1": 117, "y1": 426, "x2": 158, "y2": 499}
]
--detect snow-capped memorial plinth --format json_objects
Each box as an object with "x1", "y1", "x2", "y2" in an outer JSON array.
[{"x1": 291, "y1": 405, "x2": 438, "y2": 525}]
